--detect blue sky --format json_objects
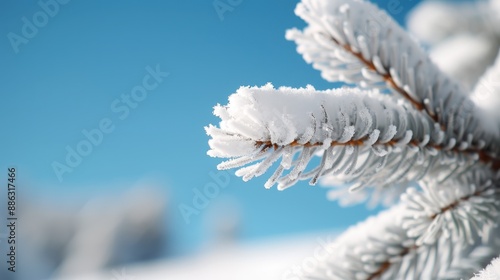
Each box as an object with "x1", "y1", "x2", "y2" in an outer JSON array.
[{"x1": 0, "y1": 0, "x2": 421, "y2": 255}]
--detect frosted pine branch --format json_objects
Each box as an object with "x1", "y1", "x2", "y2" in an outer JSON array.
[
  {"x1": 303, "y1": 202, "x2": 497, "y2": 280},
  {"x1": 401, "y1": 173, "x2": 500, "y2": 246},
  {"x1": 286, "y1": 0, "x2": 500, "y2": 159},
  {"x1": 204, "y1": 0, "x2": 500, "y2": 279},
  {"x1": 206, "y1": 84, "x2": 489, "y2": 192},
  {"x1": 302, "y1": 205, "x2": 416, "y2": 280}
]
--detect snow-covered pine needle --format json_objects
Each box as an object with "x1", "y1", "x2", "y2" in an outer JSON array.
[{"x1": 206, "y1": 84, "x2": 485, "y2": 192}]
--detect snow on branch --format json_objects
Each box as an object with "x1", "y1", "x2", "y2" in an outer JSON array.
[
  {"x1": 286, "y1": 0, "x2": 500, "y2": 160},
  {"x1": 471, "y1": 256, "x2": 500, "y2": 280},
  {"x1": 303, "y1": 203, "x2": 496, "y2": 280},
  {"x1": 205, "y1": 0, "x2": 500, "y2": 279},
  {"x1": 401, "y1": 173, "x2": 500, "y2": 246},
  {"x1": 302, "y1": 205, "x2": 415, "y2": 280},
  {"x1": 206, "y1": 84, "x2": 488, "y2": 192}
]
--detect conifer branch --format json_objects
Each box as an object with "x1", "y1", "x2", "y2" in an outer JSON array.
[
  {"x1": 305, "y1": 178, "x2": 499, "y2": 279},
  {"x1": 206, "y1": 84, "x2": 489, "y2": 193},
  {"x1": 401, "y1": 172, "x2": 500, "y2": 246},
  {"x1": 286, "y1": 0, "x2": 500, "y2": 163},
  {"x1": 204, "y1": 0, "x2": 500, "y2": 278}
]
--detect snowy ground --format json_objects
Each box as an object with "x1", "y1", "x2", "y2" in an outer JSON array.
[{"x1": 57, "y1": 232, "x2": 340, "y2": 280}]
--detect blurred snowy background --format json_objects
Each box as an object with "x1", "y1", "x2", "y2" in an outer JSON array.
[{"x1": 2, "y1": 0, "x2": 498, "y2": 279}]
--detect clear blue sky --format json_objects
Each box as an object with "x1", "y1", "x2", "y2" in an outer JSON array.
[{"x1": 0, "y1": 0, "x2": 421, "y2": 255}]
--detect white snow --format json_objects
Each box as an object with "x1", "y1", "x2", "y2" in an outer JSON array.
[
  {"x1": 55, "y1": 232, "x2": 341, "y2": 280},
  {"x1": 471, "y1": 256, "x2": 500, "y2": 280}
]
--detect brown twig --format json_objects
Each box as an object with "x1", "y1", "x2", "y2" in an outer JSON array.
[
  {"x1": 255, "y1": 137, "x2": 500, "y2": 170},
  {"x1": 324, "y1": 34, "x2": 431, "y2": 120},
  {"x1": 367, "y1": 245, "x2": 418, "y2": 280},
  {"x1": 430, "y1": 186, "x2": 492, "y2": 220}
]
